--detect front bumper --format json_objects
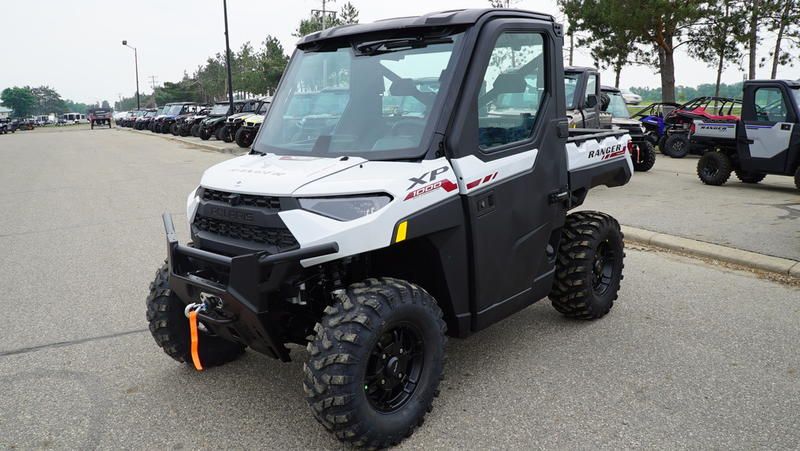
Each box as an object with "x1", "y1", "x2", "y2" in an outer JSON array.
[{"x1": 162, "y1": 213, "x2": 338, "y2": 361}]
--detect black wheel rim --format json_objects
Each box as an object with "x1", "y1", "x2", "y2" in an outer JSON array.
[
  {"x1": 364, "y1": 324, "x2": 424, "y2": 413},
  {"x1": 701, "y1": 158, "x2": 719, "y2": 178},
  {"x1": 592, "y1": 241, "x2": 616, "y2": 295}
]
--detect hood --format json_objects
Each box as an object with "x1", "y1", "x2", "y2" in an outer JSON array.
[
  {"x1": 226, "y1": 112, "x2": 253, "y2": 122},
  {"x1": 202, "y1": 116, "x2": 227, "y2": 125},
  {"x1": 245, "y1": 115, "x2": 266, "y2": 126},
  {"x1": 200, "y1": 153, "x2": 367, "y2": 196}
]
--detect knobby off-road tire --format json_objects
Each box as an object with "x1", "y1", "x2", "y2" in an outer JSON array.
[
  {"x1": 304, "y1": 278, "x2": 446, "y2": 449},
  {"x1": 697, "y1": 151, "x2": 733, "y2": 186},
  {"x1": 734, "y1": 170, "x2": 766, "y2": 184},
  {"x1": 663, "y1": 133, "x2": 690, "y2": 158},
  {"x1": 632, "y1": 141, "x2": 656, "y2": 172},
  {"x1": 191, "y1": 124, "x2": 201, "y2": 137},
  {"x1": 146, "y1": 263, "x2": 245, "y2": 368},
  {"x1": 199, "y1": 127, "x2": 212, "y2": 141},
  {"x1": 549, "y1": 211, "x2": 625, "y2": 320},
  {"x1": 222, "y1": 126, "x2": 235, "y2": 143},
  {"x1": 214, "y1": 126, "x2": 226, "y2": 141},
  {"x1": 235, "y1": 128, "x2": 252, "y2": 148},
  {"x1": 170, "y1": 123, "x2": 179, "y2": 135}
]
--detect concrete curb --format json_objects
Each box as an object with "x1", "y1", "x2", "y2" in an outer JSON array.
[
  {"x1": 622, "y1": 225, "x2": 800, "y2": 278},
  {"x1": 117, "y1": 127, "x2": 246, "y2": 155}
]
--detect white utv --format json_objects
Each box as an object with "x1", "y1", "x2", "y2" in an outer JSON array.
[{"x1": 148, "y1": 8, "x2": 633, "y2": 448}]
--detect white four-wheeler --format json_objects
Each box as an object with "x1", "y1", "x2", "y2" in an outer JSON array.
[
  {"x1": 148, "y1": 9, "x2": 633, "y2": 448},
  {"x1": 697, "y1": 80, "x2": 800, "y2": 189}
]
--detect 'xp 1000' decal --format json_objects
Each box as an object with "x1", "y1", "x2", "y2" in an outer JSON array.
[
  {"x1": 587, "y1": 144, "x2": 626, "y2": 160},
  {"x1": 404, "y1": 179, "x2": 458, "y2": 200},
  {"x1": 404, "y1": 166, "x2": 457, "y2": 200}
]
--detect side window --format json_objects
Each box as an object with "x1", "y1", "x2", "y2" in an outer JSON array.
[
  {"x1": 754, "y1": 87, "x2": 788, "y2": 122},
  {"x1": 585, "y1": 74, "x2": 598, "y2": 104},
  {"x1": 478, "y1": 32, "x2": 545, "y2": 150}
]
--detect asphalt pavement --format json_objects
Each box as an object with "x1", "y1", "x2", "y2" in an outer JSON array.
[
  {"x1": 582, "y1": 154, "x2": 800, "y2": 261},
  {"x1": 1, "y1": 129, "x2": 798, "y2": 449}
]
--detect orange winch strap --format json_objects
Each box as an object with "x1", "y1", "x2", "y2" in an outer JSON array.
[{"x1": 189, "y1": 310, "x2": 203, "y2": 371}]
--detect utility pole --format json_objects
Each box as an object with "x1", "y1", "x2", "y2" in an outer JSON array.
[
  {"x1": 312, "y1": 0, "x2": 336, "y2": 29},
  {"x1": 569, "y1": 31, "x2": 574, "y2": 66},
  {"x1": 223, "y1": 0, "x2": 235, "y2": 112},
  {"x1": 121, "y1": 41, "x2": 140, "y2": 109}
]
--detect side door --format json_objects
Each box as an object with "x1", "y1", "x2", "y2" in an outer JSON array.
[
  {"x1": 447, "y1": 19, "x2": 568, "y2": 330},
  {"x1": 741, "y1": 83, "x2": 796, "y2": 173}
]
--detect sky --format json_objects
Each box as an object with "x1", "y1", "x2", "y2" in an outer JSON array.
[{"x1": 1, "y1": 0, "x2": 795, "y2": 105}]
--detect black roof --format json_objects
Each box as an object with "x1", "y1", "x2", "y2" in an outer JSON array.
[
  {"x1": 565, "y1": 66, "x2": 597, "y2": 74},
  {"x1": 296, "y1": 8, "x2": 555, "y2": 47},
  {"x1": 601, "y1": 85, "x2": 620, "y2": 93}
]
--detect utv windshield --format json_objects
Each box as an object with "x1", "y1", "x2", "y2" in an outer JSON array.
[
  {"x1": 564, "y1": 72, "x2": 581, "y2": 110},
  {"x1": 210, "y1": 103, "x2": 230, "y2": 115},
  {"x1": 604, "y1": 91, "x2": 630, "y2": 118},
  {"x1": 252, "y1": 31, "x2": 463, "y2": 160},
  {"x1": 257, "y1": 102, "x2": 271, "y2": 114}
]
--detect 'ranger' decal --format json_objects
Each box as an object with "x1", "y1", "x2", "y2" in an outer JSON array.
[{"x1": 587, "y1": 144, "x2": 626, "y2": 160}]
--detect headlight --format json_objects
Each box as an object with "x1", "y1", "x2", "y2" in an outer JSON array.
[
  {"x1": 299, "y1": 195, "x2": 392, "y2": 221},
  {"x1": 186, "y1": 187, "x2": 200, "y2": 223}
]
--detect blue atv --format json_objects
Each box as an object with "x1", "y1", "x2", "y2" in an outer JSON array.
[{"x1": 632, "y1": 102, "x2": 681, "y2": 151}]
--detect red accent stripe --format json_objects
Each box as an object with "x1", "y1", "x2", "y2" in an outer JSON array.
[
  {"x1": 482, "y1": 174, "x2": 492, "y2": 183},
  {"x1": 491, "y1": 172, "x2": 498, "y2": 180},
  {"x1": 441, "y1": 180, "x2": 459, "y2": 192},
  {"x1": 466, "y1": 179, "x2": 481, "y2": 189}
]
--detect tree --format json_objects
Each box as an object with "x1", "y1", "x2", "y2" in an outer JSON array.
[
  {"x1": 565, "y1": 0, "x2": 706, "y2": 102},
  {"x1": 1, "y1": 87, "x2": 36, "y2": 118},
  {"x1": 293, "y1": 2, "x2": 360, "y2": 37},
  {"x1": 256, "y1": 36, "x2": 289, "y2": 95},
  {"x1": 686, "y1": 0, "x2": 746, "y2": 97},
  {"x1": 745, "y1": 0, "x2": 762, "y2": 79},
  {"x1": 559, "y1": 0, "x2": 638, "y2": 87},
  {"x1": 29, "y1": 86, "x2": 68, "y2": 115},
  {"x1": 762, "y1": 0, "x2": 800, "y2": 78},
  {"x1": 338, "y1": 1, "x2": 359, "y2": 24}
]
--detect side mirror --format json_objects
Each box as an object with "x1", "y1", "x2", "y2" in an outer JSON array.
[{"x1": 585, "y1": 94, "x2": 598, "y2": 109}]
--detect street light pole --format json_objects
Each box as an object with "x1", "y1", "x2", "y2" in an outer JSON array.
[
  {"x1": 122, "y1": 40, "x2": 140, "y2": 110},
  {"x1": 223, "y1": 0, "x2": 234, "y2": 111}
]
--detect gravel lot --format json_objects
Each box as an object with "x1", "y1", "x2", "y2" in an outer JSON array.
[{"x1": 1, "y1": 129, "x2": 798, "y2": 449}]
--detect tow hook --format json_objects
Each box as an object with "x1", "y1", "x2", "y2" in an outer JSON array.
[{"x1": 184, "y1": 302, "x2": 208, "y2": 371}]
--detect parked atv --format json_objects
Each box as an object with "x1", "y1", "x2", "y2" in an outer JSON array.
[
  {"x1": 631, "y1": 101, "x2": 681, "y2": 150},
  {"x1": 601, "y1": 86, "x2": 656, "y2": 171},
  {"x1": 661, "y1": 96, "x2": 741, "y2": 158},
  {"x1": 147, "y1": 9, "x2": 633, "y2": 449},
  {"x1": 219, "y1": 98, "x2": 261, "y2": 142},
  {"x1": 198, "y1": 101, "x2": 246, "y2": 140},
  {"x1": 134, "y1": 109, "x2": 158, "y2": 130},
  {"x1": 696, "y1": 80, "x2": 800, "y2": 190},
  {"x1": 235, "y1": 99, "x2": 271, "y2": 148},
  {"x1": 157, "y1": 102, "x2": 199, "y2": 135}
]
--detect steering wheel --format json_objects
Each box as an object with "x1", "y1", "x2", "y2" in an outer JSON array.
[
  {"x1": 391, "y1": 118, "x2": 426, "y2": 136},
  {"x1": 754, "y1": 104, "x2": 769, "y2": 122}
]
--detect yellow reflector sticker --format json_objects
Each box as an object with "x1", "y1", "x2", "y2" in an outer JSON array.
[{"x1": 395, "y1": 221, "x2": 408, "y2": 243}]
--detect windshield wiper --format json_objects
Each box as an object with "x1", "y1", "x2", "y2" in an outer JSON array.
[{"x1": 355, "y1": 37, "x2": 453, "y2": 56}]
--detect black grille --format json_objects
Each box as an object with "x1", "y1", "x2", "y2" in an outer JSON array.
[
  {"x1": 202, "y1": 188, "x2": 282, "y2": 210},
  {"x1": 194, "y1": 215, "x2": 298, "y2": 249}
]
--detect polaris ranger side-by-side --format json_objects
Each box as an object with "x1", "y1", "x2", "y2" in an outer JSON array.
[
  {"x1": 696, "y1": 79, "x2": 800, "y2": 189},
  {"x1": 147, "y1": 9, "x2": 633, "y2": 448},
  {"x1": 601, "y1": 85, "x2": 656, "y2": 171}
]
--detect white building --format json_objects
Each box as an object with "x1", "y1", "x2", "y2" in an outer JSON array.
[{"x1": 0, "y1": 106, "x2": 12, "y2": 119}]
